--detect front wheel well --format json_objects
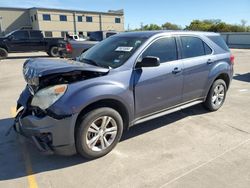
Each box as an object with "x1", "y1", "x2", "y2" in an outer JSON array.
[{"x1": 74, "y1": 99, "x2": 130, "y2": 139}]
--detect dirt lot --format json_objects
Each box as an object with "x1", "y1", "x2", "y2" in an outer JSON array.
[{"x1": 0, "y1": 50, "x2": 250, "y2": 188}]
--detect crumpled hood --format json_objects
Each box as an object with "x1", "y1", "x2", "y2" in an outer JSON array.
[{"x1": 23, "y1": 58, "x2": 109, "y2": 86}]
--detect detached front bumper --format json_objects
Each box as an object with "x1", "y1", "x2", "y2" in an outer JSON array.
[{"x1": 15, "y1": 110, "x2": 78, "y2": 156}]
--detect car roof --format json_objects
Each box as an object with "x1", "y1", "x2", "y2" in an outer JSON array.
[{"x1": 116, "y1": 30, "x2": 219, "y2": 39}]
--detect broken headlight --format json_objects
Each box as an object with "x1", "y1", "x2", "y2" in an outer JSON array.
[{"x1": 31, "y1": 84, "x2": 68, "y2": 110}]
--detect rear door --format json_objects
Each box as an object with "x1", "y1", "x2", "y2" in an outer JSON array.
[
  {"x1": 28, "y1": 31, "x2": 45, "y2": 51},
  {"x1": 179, "y1": 36, "x2": 213, "y2": 102},
  {"x1": 7, "y1": 30, "x2": 29, "y2": 52},
  {"x1": 134, "y1": 36, "x2": 183, "y2": 118}
]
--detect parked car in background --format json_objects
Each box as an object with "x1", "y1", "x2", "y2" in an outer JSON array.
[
  {"x1": 87, "y1": 31, "x2": 118, "y2": 41},
  {"x1": 58, "y1": 31, "x2": 118, "y2": 59},
  {"x1": 0, "y1": 29, "x2": 64, "y2": 59},
  {"x1": 15, "y1": 31, "x2": 234, "y2": 159},
  {"x1": 68, "y1": 34, "x2": 87, "y2": 41}
]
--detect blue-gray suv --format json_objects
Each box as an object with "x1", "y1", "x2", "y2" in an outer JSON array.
[{"x1": 15, "y1": 31, "x2": 234, "y2": 159}]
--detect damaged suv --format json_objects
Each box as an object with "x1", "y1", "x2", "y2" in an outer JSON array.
[{"x1": 15, "y1": 31, "x2": 234, "y2": 159}]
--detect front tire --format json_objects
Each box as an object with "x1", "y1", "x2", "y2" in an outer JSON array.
[
  {"x1": 48, "y1": 46, "x2": 59, "y2": 57},
  {"x1": 76, "y1": 107, "x2": 123, "y2": 159},
  {"x1": 0, "y1": 48, "x2": 8, "y2": 59},
  {"x1": 204, "y1": 79, "x2": 227, "y2": 111}
]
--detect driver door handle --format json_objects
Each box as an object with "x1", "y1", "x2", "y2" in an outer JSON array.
[
  {"x1": 207, "y1": 59, "x2": 214, "y2": 65},
  {"x1": 172, "y1": 67, "x2": 182, "y2": 74}
]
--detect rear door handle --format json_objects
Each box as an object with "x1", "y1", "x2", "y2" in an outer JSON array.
[
  {"x1": 172, "y1": 67, "x2": 182, "y2": 74},
  {"x1": 207, "y1": 59, "x2": 214, "y2": 65}
]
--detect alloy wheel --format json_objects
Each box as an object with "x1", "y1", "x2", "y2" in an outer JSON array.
[
  {"x1": 212, "y1": 84, "x2": 225, "y2": 106},
  {"x1": 86, "y1": 116, "x2": 118, "y2": 152}
]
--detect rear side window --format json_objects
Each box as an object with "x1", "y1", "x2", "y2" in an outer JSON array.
[
  {"x1": 30, "y1": 31, "x2": 42, "y2": 39},
  {"x1": 181, "y1": 36, "x2": 204, "y2": 58},
  {"x1": 181, "y1": 36, "x2": 212, "y2": 58},
  {"x1": 204, "y1": 42, "x2": 212, "y2": 55},
  {"x1": 142, "y1": 37, "x2": 178, "y2": 63},
  {"x1": 207, "y1": 36, "x2": 229, "y2": 52}
]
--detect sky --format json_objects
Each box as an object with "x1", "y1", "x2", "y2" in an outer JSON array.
[{"x1": 0, "y1": 0, "x2": 250, "y2": 29}]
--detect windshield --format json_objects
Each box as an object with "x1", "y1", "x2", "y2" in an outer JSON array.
[
  {"x1": 4, "y1": 30, "x2": 16, "y2": 37},
  {"x1": 79, "y1": 36, "x2": 147, "y2": 68}
]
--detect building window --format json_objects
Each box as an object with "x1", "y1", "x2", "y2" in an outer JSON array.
[
  {"x1": 34, "y1": 14, "x2": 37, "y2": 21},
  {"x1": 60, "y1": 15, "x2": 67, "y2": 21},
  {"x1": 86, "y1": 16, "x2": 93, "y2": 22},
  {"x1": 31, "y1": 16, "x2": 33, "y2": 22},
  {"x1": 78, "y1": 16, "x2": 82, "y2": 22},
  {"x1": 44, "y1": 31, "x2": 53, "y2": 37},
  {"x1": 115, "y1": 17, "x2": 121, "y2": 23},
  {"x1": 43, "y1": 14, "x2": 51, "y2": 21}
]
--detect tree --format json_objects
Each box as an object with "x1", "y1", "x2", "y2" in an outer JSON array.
[
  {"x1": 185, "y1": 20, "x2": 214, "y2": 31},
  {"x1": 162, "y1": 22, "x2": 182, "y2": 30},
  {"x1": 185, "y1": 19, "x2": 248, "y2": 32},
  {"x1": 142, "y1": 24, "x2": 162, "y2": 30}
]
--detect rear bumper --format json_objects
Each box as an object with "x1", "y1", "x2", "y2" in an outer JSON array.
[
  {"x1": 58, "y1": 47, "x2": 73, "y2": 59},
  {"x1": 15, "y1": 111, "x2": 78, "y2": 156}
]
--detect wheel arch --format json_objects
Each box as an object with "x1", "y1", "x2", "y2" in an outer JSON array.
[
  {"x1": 74, "y1": 98, "x2": 130, "y2": 141},
  {"x1": 205, "y1": 72, "x2": 230, "y2": 100}
]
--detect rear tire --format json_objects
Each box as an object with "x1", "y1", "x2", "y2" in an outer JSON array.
[
  {"x1": 204, "y1": 79, "x2": 227, "y2": 111},
  {"x1": 0, "y1": 48, "x2": 8, "y2": 59},
  {"x1": 48, "y1": 46, "x2": 59, "y2": 57},
  {"x1": 76, "y1": 107, "x2": 123, "y2": 159}
]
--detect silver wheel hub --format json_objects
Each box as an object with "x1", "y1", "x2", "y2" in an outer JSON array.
[
  {"x1": 212, "y1": 84, "x2": 225, "y2": 106},
  {"x1": 86, "y1": 116, "x2": 118, "y2": 152}
]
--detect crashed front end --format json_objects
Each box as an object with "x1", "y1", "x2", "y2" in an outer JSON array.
[{"x1": 14, "y1": 58, "x2": 109, "y2": 155}]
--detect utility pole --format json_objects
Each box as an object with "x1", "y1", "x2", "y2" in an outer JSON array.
[
  {"x1": 73, "y1": 12, "x2": 77, "y2": 34},
  {"x1": 99, "y1": 14, "x2": 102, "y2": 31},
  {"x1": 127, "y1": 24, "x2": 130, "y2": 31},
  {"x1": 140, "y1": 22, "x2": 143, "y2": 31},
  {"x1": 0, "y1": 16, "x2": 3, "y2": 36}
]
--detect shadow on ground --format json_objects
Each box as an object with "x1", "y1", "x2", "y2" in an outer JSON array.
[
  {"x1": 0, "y1": 104, "x2": 208, "y2": 181},
  {"x1": 234, "y1": 73, "x2": 250, "y2": 83},
  {"x1": 6, "y1": 55, "x2": 50, "y2": 60}
]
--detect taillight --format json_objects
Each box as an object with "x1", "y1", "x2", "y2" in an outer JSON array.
[
  {"x1": 66, "y1": 43, "x2": 72, "y2": 52},
  {"x1": 230, "y1": 54, "x2": 235, "y2": 64}
]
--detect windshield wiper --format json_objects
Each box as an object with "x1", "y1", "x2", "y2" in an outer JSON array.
[
  {"x1": 80, "y1": 58, "x2": 100, "y2": 67},
  {"x1": 80, "y1": 58, "x2": 110, "y2": 69}
]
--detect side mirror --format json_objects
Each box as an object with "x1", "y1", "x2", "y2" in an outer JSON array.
[
  {"x1": 136, "y1": 56, "x2": 160, "y2": 68},
  {"x1": 8, "y1": 35, "x2": 14, "y2": 41}
]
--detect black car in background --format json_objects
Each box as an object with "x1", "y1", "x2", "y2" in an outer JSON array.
[{"x1": 0, "y1": 29, "x2": 64, "y2": 59}]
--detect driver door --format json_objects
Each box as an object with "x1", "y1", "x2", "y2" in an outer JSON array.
[
  {"x1": 7, "y1": 30, "x2": 30, "y2": 52},
  {"x1": 134, "y1": 36, "x2": 183, "y2": 118}
]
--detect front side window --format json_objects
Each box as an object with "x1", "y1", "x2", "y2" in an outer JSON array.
[
  {"x1": 86, "y1": 16, "x2": 93, "y2": 22},
  {"x1": 141, "y1": 37, "x2": 178, "y2": 63},
  {"x1": 43, "y1": 14, "x2": 51, "y2": 21},
  {"x1": 60, "y1": 15, "x2": 67, "y2": 21},
  {"x1": 79, "y1": 36, "x2": 146, "y2": 68},
  {"x1": 181, "y1": 36, "x2": 212, "y2": 58},
  {"x1": 12, "y1": 31, "x2": 29, "y2": 40}
]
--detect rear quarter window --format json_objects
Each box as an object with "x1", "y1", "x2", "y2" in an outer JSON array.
[{"x1": 207, "y1": 36, "x2": 229, "y2": 52}]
